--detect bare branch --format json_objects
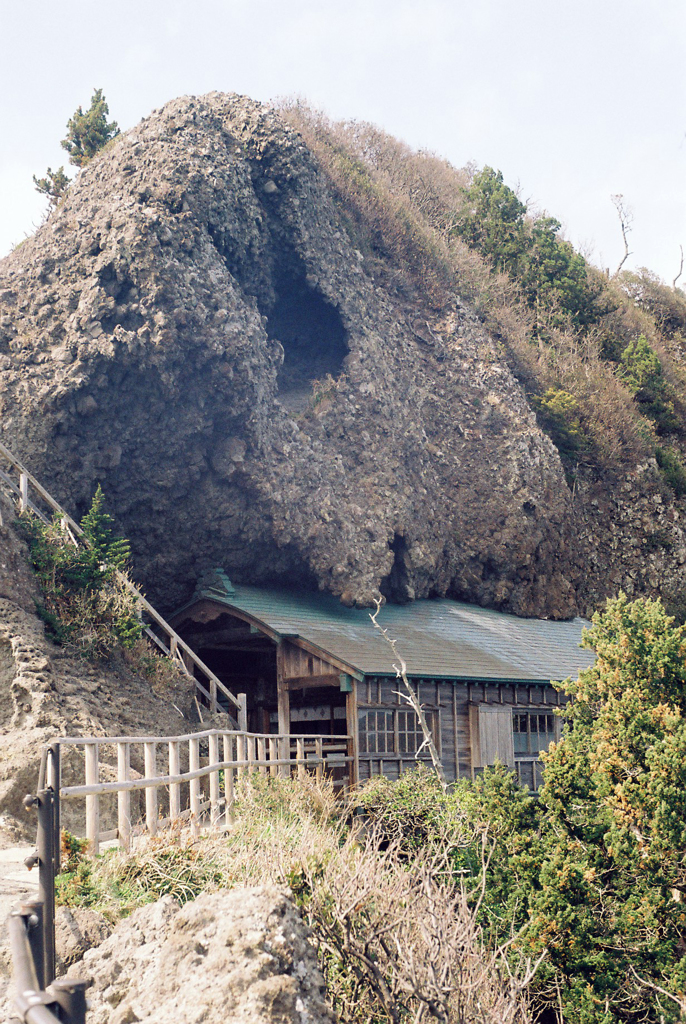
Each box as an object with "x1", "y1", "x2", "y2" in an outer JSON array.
[
  {"x1": 370, "y1": 598, "x2": 447, "y2": 789},
  {"x1": 611, "y1": 193, "x2": 634, "y2": 276},
  {"x1": 673, "y1": 244, "x2": 684, "y2": 290}
]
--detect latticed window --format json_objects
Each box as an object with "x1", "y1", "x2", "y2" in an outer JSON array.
[
  {"x1": 512, "y1": 710, "x2": 556, "y2": 756},
  {"x1": 359, "y1": 709, "x2": 436, "y2": 755},
  {"x1": 359, "y1": 710, "x2": 394, "y2": 754}
]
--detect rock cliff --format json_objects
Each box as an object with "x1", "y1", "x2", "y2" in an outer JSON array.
[
  {"x1": 1, "y1": 92, "x2": 684, "y2": 618},
  {"x1": 66, "y1": 888, "x2": 334, "y2": 1024}
]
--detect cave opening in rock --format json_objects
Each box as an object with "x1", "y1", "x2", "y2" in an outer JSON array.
[
  {"x1": 380, "y1": 533, "x2": 412, "y2": 604},
  {"x1": 266, "y1": 264, "x2": 348, "y2": 410}
]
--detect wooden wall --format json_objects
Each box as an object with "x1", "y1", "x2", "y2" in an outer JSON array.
[{"x1": 358, "y1": 675, "x2": 565, "y2": 783}]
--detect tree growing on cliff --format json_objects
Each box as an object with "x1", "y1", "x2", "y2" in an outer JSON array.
[
  {"x1": 32, "y1": 166, "x2": 71, "y2": 208},
  {"x1": 61, "y1": 88, "x2": 120, "y2": 167}
]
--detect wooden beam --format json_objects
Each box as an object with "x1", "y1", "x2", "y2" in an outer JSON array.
[
  {"x1": 284, "y1": 673, "x2": 342, "y2": 691},
  {"x1": 276, "y1": 643, "x2": 290, "y2": 773}
]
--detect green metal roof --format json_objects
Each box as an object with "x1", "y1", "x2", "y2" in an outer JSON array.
[{"x1": 180, "y1": 571, "x2": 596, "y2": 684}]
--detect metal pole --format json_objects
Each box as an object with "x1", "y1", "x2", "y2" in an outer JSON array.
[
  {"x1": 49, "y1": 978, "x2": 88, "y2": 1023},
  {"x1": 35, "y1": 789, "x2": 56, "y2": 986}
]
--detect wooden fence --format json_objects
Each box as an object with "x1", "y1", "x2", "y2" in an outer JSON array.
[
  {"x1": 0, "y1": 440, "x2": 245, "y2": 722},
  {"x1": 49, "y1": 729, "x2": 352, "y2": 855}
]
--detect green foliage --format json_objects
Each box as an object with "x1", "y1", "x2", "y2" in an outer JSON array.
[
  {"x1": 19, "y1": 485, "x2": 142, "y2": 657},
  {"x1": 454, "y1": 167, "x2": 611, "y2": 333},
  {"x1": 32, "y1": 166, "x2": 70, "y2": 208},
  {"x1": 656, "y1": 446, "x2": 686, "y2": 496},
  {"x1": 531, "y1": 387, "x2": 588, "y2": 461},
  {"x1": 621, "y1": 335, "x2": 679, "y2": 432},
  {"x1": 457, "y1": 166, "x2": 527, "y2": 276},
  {"x1": 530, "y1": 595, "x2": 686, "y2": 1022},
  {"x1": 61, "y1": 88, "x2": 119, "y2": 168}
]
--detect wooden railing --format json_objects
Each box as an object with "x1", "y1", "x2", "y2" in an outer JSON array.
[
  {"x1": 0, "y1": 440, "x2": 245, "y2": 722},
  {"x1": 43, "y1": 730, "x2": 352, "y2": 855}
]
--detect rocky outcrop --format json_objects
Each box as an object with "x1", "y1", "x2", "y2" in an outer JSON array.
[
  {"x1": 1, "y1": 92, "x2": 684, "y2": 618},
  {"x1": 0, "y1": 92, "x2": 580, "y2": 618},
  {"x1": 0, "y1": 506, "x2": 199, "y2": 843},
  {"x1": 67, "y1": 887, "x2": 335, "y2": 1024}
]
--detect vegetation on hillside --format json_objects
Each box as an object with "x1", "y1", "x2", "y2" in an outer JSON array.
[
  {"x1": 33, "y1": 88, "x2": 119, "y2": 208},
  {"x1": 18, "y1": 484, "x2": 142, "y2": 657},
  {"x1": 279, "y1": 102, "x2": 686, "y2": 484},
  {"x1": 56, "y1": 595, "x2": 686, "y2": 1023}
]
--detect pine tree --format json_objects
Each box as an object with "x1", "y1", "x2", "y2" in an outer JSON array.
[
  {"x1": 61, "y1": 88, "x2": 120, "y2": 168},
  {"x1": 32, "y1": 166, "x2": 71, "y2": 207}
]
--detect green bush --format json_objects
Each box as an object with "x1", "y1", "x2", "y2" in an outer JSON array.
[
  {"x1": 656, "y1": 446, "x2": 686, "y2": 496},
  {"x1": 531, "y1": 387, "x2": 588, "y2": 461},
  {"x1": 18, "y1": 485, "x2": 142, "y2": 657}
]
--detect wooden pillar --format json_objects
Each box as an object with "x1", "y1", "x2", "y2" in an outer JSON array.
[
  {"x1": 168, "y1": 741, "x2": 181, "y2": 822},
  {"x1": 85, "y1": 743, "x2": 99, "y2": 856},
  {"x1": 144, "y1": 742, "x2": 158, "y2": 837},
  {"x1": 276, "y1": 643, "x2": 290, "y2": 778},
  {"x1": 208, "y1": 732, "x2": 220, "y2": 825},
  {"x1": 346, "y1": 681, "x2": 359, "y2": 789},
  {"x1": 117, "y1": 743, "x2": 131, "y2": 852},
  {"x1": 223, "y1": 734, "x2": 235, "y2": 825},
  {"x1": 189, "y1": 737, "x2": 200, "y2": 838}
]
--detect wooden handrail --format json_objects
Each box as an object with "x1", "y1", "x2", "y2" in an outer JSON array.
[
  {"x1": 0, "y1": 440, "x2": 243, "y2": 718},
  {"x1": 47, "y1": 731, "x2": 352, "y2": 853}
]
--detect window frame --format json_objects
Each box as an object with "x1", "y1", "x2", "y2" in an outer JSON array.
[{"x1": 358, "y1": 706, "x2": 438, "y2": 758}]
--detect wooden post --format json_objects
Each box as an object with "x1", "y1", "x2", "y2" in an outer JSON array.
[
  {"x1": 208, "y1": 732, "x2": 220, "y2": 825},
  {"x1": 279, "y1": 735, "x2": 290, "y2": 779},
  {"x1": 19, "y1": 472, "x2": 28, "y2": 513},
  {"x1": 236, "y1": 733, "x2": 246, "y2": 780},
  {"x1": 210, "y1": 676, "x2": 218, "y2": 714},
  {"x1": 268, "y1": 737, "x2": 278, "y2": 779},
  {"x1": 276, "y1": 644, "x2": 290, "y2": 778},
  {"x1": 189, "y1": 737, "x2": 200, "y2": 838},
  {"x1": 117, "y1": 743, "x2": 131, "y2": 852},
  {"x1": 223, "y1": 734, "x2": 235, "y2": 825},
  {"x1": 257, "y1": 736, "x2": 267, "y2": 776},
  {"x1": 238, "y1": 693, "x2": 248, "y2": 731},
  {"x1": 296, "y1": 737, "x2": 305, "y2": 780},
  {"x1": 168, "y1": 741, "x2": 181, "y2": 823},
  {"x1": 315, "y1": 738, "x2": 323, "y2": 784},
  {"x1": 144, "y1": 742, "x2": 158, "y2": 837},
  {"x1": 85, "y1": 743, "x2": 99, "y2": 856},
  {"x1": 346, "y1": 682, "x2": 359, "y2": 789},
  {"x1": 246, "y1": 735, "x2": 256, "y2": 776}
]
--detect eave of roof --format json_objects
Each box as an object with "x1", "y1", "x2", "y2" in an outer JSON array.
[{"x1": 174, "y1": 573, "x2": 596, "y2": 685}]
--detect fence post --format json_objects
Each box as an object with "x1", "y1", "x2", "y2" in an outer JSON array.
[
  {"x1": 268, "y1": 737, "x2": 278, "y2": 779},
  {"x1": 117, "y1": 742, "x2": 131, "y2": 852},
  {"x1": 246, "y1": 735, "x2": 256, "y2": 777},
  {"x1": 208, "y1": 732, "x2": 220, "y2": 825},
  {"x1": 238, "y1": 693, "x2": 248, "y2": 731},
  {"x1": 19, "y1": 472, "x2": 28, "y2": 512},
  {"x1": 85, "y1": 743, "x2": 100, "y2": 856},
  {"x1": 223, "y1": 734, "x2": 235, "y2": 826},
  {"x1": 257, "y1": 736, "x2": 267, "y2": 776},
  {"x1": 144, "y1": 742, "x2": 158, "y2": 837},
  {"x1": 315, "y1": 738, "x2": 323, "y2": 783},
  {"x1": 296, "y1": 738, "x2": 305, "y2": 780},
  {"x1": 169, "y1": 741, "x2": 181, "y2": 823},
  {"x1": 279, "y1": 735, "x2": 290, "y2": 779},
  {"x1": 189, "y1": 737, "x2": 201, "y2": 837},
  {"x1": 236, "y1": 734, "x2": 246, "y2": 780}
]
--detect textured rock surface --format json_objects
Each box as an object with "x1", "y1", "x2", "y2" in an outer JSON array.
[
  {"x1": 55, "y1": 906, "x2": 112, "y2": 973},
  {"x1": 0, "y1": 92, "x2": 684, "y2": 617},
  {"x1": 0, "y1": 91, "x2": 579, "y2": 619},
  {"x1": 67, "y1": 887, "x2": 335, "y2": 1024},
  {"x1": 0, "y1": 508, "x2": 202, "y2": 843}
]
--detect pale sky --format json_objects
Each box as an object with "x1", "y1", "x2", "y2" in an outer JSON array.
[{"x1": 1, "y1": 0, "x2": 684, "y2": 283}]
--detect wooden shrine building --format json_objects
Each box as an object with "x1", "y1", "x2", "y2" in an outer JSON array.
[{"x1": 171, "y1": 571, "x2": 596, "y2": 788}]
